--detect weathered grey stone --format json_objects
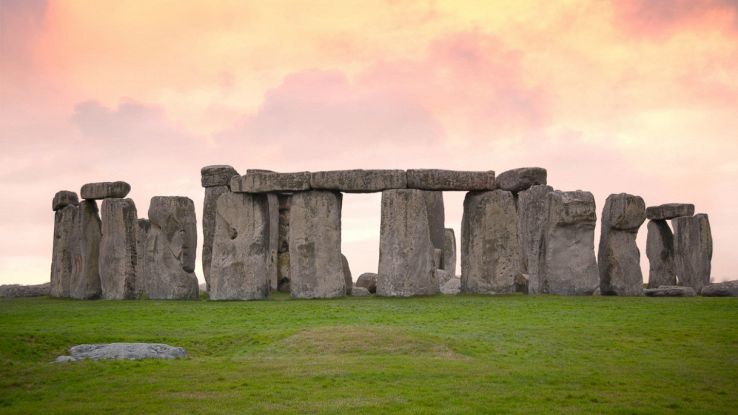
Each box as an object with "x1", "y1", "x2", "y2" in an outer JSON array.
[
  {"x1": 277, "y1": 252, "x2": 290, "y2": 292},
  {"x1": 435, "y1": 269, "x2": 454, "y2": 286},
  {"x1": 278, "y1": 194, "x2": 291, "y2": 253},
  {"x1": 646, "y1": 203, "x2": 694, "y2": 221},
  {"x1": 55, "y1": 343, "x2": 186, "y2": 362},
  {"x1": 540, "y1": 190, "x2": 599, "y2": 295},
  {"x1": 210, "y1": 192, "x2": 270, "y2": 300},
  {"x1": 352, "y1": 286, "x2": 370, "y2": 296},
  {"x1": 496, "y1": 167, "x2": 547, "y2": 193},
  {"x1": 461, "y1": 190, "x2": 523, "y2": 294},
  {"x1": 598, "y1": 193, "x2": 647, "y2": 296},
  {"x1": 69, "y1": 200, "x2": 102, "y2": 300},
  {"x1": 310, "y1": 170, "x2": 406, "y2": 193},
  {"x1": 406, "y1": 169, "x2": 496, "y2": 191},
  {"x1": 646, "y1": 220, "x2": 676, "y2": 288},
  {"x1": 0, "y1": 283, "x2": 49, "y2": 298},
  {"x1": 443, "y1": 228, "x2": 456, "y2": 274},
  {"x1": 515, "y1": 274, "x2": 529, "y2": 293},
  {"x1": 231, "y1": 171, "x2": 311, "y2": 193},
  {"x1": 672, "y1": 214, "x2": 712, "y2": 293},
  {"x1": 201, "y1": 165, "x2": 238, "y2": 188},
  {"x1": 134, "y1": 219, "x2": 151, "y2": 298},
  {"x1": 99, "y1": 198, "x2": 138, "y2": 300},
  {"x1": 356, "y1": 273, "x2": 377, "y2": 294},
  {"x1": 144, "y1": 197, "x2": 199, "y2": 300},
  {"x1": 440, "y1": 277, "x2": 461, "y2": 295},
  {"x1": 644, "y1": 285, "x2": 696, "y2": 297},
  {"x1": 289, "y1": 191, "x2": 345, "y2": 299},
  {"x1": 50, "y1": 204, "x2": 79, "y2": 298},
  {"x1": 202, "y1": 185, "x2": 229, "y2": 291},
  {"x1": 52, "y1": 191, "x2": 79, "y2": 211},
  {"x1": 378, "y1": 189, "x2": 438, "y2": 297},
  {"x1": 423, "y1": 191, "x2": 445, "y2": 257},
  {"x1": 341, "y1": 254, "x2": 353, "y2": 295},
  {"x1": 266, "y1": 193, "x2": 279, "y2": 291},
  {"x1": 81, "y1": 181, "x2": 131, "y2": 200},
  {"x1": 517, "y1": 185, "x2": 554, "y2": 294},
  {"x1": 700, "y1": 280, "x2": 738, "y2": 297}
]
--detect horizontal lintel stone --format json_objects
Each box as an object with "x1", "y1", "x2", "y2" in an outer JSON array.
[
  {"x1": 406, "y1": 169, "x2": 495, "y2": 191},
  {"x1": 231, "y1": 171, "x2": 311, "y2": 193},
  {"x1": 310, "y1": 170, "x2": 406, "y2": 193}
]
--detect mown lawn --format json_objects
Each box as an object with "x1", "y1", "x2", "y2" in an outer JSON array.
[{"x1": 0, "y1": 294, "x2": 736, "y2": 414}]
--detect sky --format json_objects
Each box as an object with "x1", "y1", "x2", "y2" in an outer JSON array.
[{"x1": 1, "y1": 0, "x2": 737, "y2": 285}]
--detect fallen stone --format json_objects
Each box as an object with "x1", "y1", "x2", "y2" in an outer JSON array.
[
  {"x1": 646, "y1": 203, "x2": 694, "y2": 221},
  {"x1": 99, "y1": 198, "x2": 139, "y2": 300},
  {"x1": 378, "y1": 189, "x2": 438, "y2": 297},
  {"x1": 52, "y1": 191, "x2": 79, "y2": 211},
  {"x1": 540, "y1": 190, "x2": 599, "y2": 295},
  {"x1": 496, "y1": 167, "x2": 547, "y2": 193},
  {"x1": 202, "y1": 185, "x2": 230, "y2": 291},
  {"x1": 289, "y1": 191, "x2": 345, "y2": 299},
  {"x1": 341, "y1": 254, "x2": 353, "y2": 295},
  {"x1": 0, "y1": 283, "x2": 49, "y2": 298},
  {"x1": 646, "y1": 220, "x2": 676, "y2": 288},
  {"x1": 440, "y1": 277, "x2": 461, "y2": 295},
  {"x1": 598, "y1": 193, "x2": 647, "y2": 296},
  {"x1": 231, "y1": 171, "x2": 311, "y2": 193},
  {"x1": 55, "y1": 343, "x2": 187, "y2": 362},
  {"x1": 406, "y1": 169, "x2": 495, "y2": 191},
  {"x1": 672, "y1": 214, "x2": 712, "y2": 293},
  {"x1": 423, "y1": 191, "x2": 446, "y2": 257},
  {"x1": 700, "y1": 280, "x2": 738, "y2": 297},
  {"x1": 644, "y1": 286, "x2": 696, "y2": 297},
  {"x1": 80, "y1": 181, "x2": 131, "y2": 200},
  {"x1": 210, "y1": 192, "x2": 271, "y2": 300},
  {"x1": 50, "y1": 204, "x2": 79, "y2": 298},
  {"x1": 201, "y1": 165, "x2": 239, "y2": 188},
  {"x1": 356, "y1": 273, "x2": 377, "y2": 294},
  {"x1": 461, "y1": 190, "x2": 523, "y2": 294},
  {"x1": 352, "y1": 286, "x2": 370, "y2": 297},
  {"x1": 310, "y1": 169, "x2": 406, "y2": 193},
  {"x1": 517, "y1": 185, "x2": 554, "y2": 294},
  {"x1": 69, "y1": 200, "x2": 102, "y2": 300},
  {"x1": 144, "y1": 197, "x2": 199, "y2": 300}
]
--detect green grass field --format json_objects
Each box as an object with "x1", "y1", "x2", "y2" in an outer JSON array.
[{"x1": 1, "y1": 294, "x2": 736, "y2": 414}]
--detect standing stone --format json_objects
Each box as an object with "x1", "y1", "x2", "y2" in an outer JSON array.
[
  {"x1": 341, "y1": 254, "x2": 352, "y2": 295},
  {"x1": 423, "y1": 192, "x2": 445, "y2": 261},
  {"x1": 646, "y1": 220, "x2": 676, "y2": 288},
  {"x1": 672, "y1": 214, "x2": 712, "y2": 293},
  {"x1": 289, "y1": 191, "x2": 345, "y2": 298},
  {"x1": 277, "y1": 194, "x2": 291, "y2": 290},
  {"x1": 52, "y1": 191, "x2": 79, "y2": 211},
  {"x1": 496, "y1": 167, "x2": 547, "y2": 193},
  {"x1": 210, "y1": 192, "x2": 270, "y2": 300},
  {"x1": 99, "y1": 198, "x2": 138, "y2": 300},
  {"x1": 461, "y1": 190, "x2": 523, "y2": 294},
  {"x1": 517, "y1": 185, "x2": 554, "y2": 294},
  {"x1": 356, "y1": 273, "x2": 377, "y2": 294},
  {"x1": 80, "y1": 181, "x2": 131, "y2": 200},
  {"x1": 144, "y1": 197, "x2": 199, "y2": 300},
  {"x1": 378, "y1": 189, "x2": 438, "y2": 296},
  {"x1": 443, "y1": 228, "x2": 456, "y2": 274},
  {"x1": 201, "y1": 165, "x2": 238, "y2": 292},
  {"x1": 266, "y1": 194, "x2": 279, "y2": 291},
  {"x1": 69, "y1": 200, "x2": 102, "y2": 299},
  {"x1": 540, "y1": 190, "x2": 599, "y2": 295},
  {"x1": 50, "y1": 204, "x2": 79, "y2": 298},
  {"x1": 135, "y1": 219, "x2": 151, "y2": 298},
  {"x1": 598, "y1": 193, "x2": 647, "y2": 296}
]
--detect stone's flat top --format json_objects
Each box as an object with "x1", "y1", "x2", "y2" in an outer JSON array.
[
  {"x1": 497, "y1": 167, "x2": 547, "y2": 192},
  {"x1": 646, "y1": 203, "x2": 695, "y2": 220},
  {"x1": 603, "y1": 193, "x2": 646, "y2": 231},
  {"x1": 310, "y1": 169, "x2": 406, "y2": 193},
  {"x1": 201, "y1": 165, "x2": 239, "y2": 187},
  {"x1": 55, "y1": 343, "x2": 187, "y2": 362},
  {"x1": 230, "y1": 171, "x2": 311, "y2": 193},
  {"x1": 547, "y1": 190, "x2": 597, "y2": 225},
  {"x1": 53, "y1": 191, "x2": 79, "y2": 211},
  {"x1": 406, "y1": 169, "x2": 495, "y2": 191},
  {"x1": 644, "y1": 286, "x2": 696, "y2": 297},
  {"x1": 80, "y1": 181, "x2": 131, "y2": 200},
  {"x1": 700, "y1": 280, "x2": 738, "y2": 297}
]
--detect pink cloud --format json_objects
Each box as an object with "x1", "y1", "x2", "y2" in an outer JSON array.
[{"x1": 614, "y1": 0, "x2": 738, "y2": 36}]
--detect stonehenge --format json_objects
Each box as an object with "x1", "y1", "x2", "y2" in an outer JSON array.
[{"x1": 46, "y1": 167, "x2": 718, "y2": 301}]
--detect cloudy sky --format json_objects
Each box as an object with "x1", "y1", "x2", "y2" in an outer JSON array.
[{"x1": 1, "y1": 0, "x2": 737, "y2": 285}]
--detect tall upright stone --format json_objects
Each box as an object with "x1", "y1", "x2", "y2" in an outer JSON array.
[
  {"x1": 277, "y1": 194, "x2": 291, "y2": 292},
  {"x1": 69, "y1": 200, "x2": 102, "y2": 299},
  {"x1": 289, "y1": 191, "x2": 345, "y2": 299},
  {"x1": 540, "y1": 190, "x2": 599, "y2": 295},
  {"x1": 672, "y1": 214, "x2": 712, "y2": 293},
  {"x1": 378, "y1": 189, "x2": 438, "y2": 296},
  {"x1": 598, "y1": 193, "x2": 647, "y2": 296},
  {"x1": 135, "y1": 218, "x2": 151, "y2": 298},
  {"x1": 201, "y1": 165, "x2": 238, "y2": 292},
  {"x1": 266, "y1": 193, "x2": 279, "y2": 291},
  {"x1": 646, "y1": 220, "x2": 676, "y2": 288},
  {"x1": 144, "y1": 197, "x2": 199, "y2": 300},
  {"x1": 423, "y1": 191, "x2": 445, "y2": 259},
  {"x1": 341, "y1": 254, "x2": 353, "y2": 295},
  {"x1": 517, "y1": 184, "x2": 554, "y2": 294},
  {"x1": 210, "y1": 192, "x2": 271, "y2": 300},
  {"x1": 443, "y1": 228, "x2": 456, "y2": 275},
  {"x1": 99, "y1": 198, "x2": 138, "y2": 300},
  {"x1": 50, "y1": 201, "x2": 79, "y2": 298}
]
